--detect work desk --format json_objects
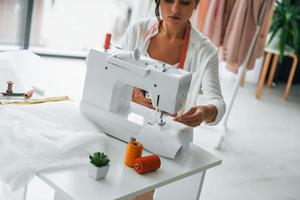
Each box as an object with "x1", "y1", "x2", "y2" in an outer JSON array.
[
  {"x1": 37, "y1": 135, "x2": 221, "y2": 200},
  {"x1": 0, "y1": 50, "x2": 221, "y2": 200}
]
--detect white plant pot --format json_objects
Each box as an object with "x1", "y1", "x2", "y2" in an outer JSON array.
[
  {"x1": 88, "y1": 163, "x2": 110, "y2": 180},
  {"x1": 267, "y1": 32, "x2": 280, "y2": 50}
]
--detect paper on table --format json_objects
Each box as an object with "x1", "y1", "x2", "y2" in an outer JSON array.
[{"x1": 137, "y1": 117, "x2": 193, "y2": 159}]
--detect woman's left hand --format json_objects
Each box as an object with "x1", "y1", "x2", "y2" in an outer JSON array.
[{"x1": 174, "y1": 105, "x2": 217, "y2": 127}]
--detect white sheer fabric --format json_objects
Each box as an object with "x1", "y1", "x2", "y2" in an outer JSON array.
[{"x1": 0, "y1": 102, "x2": 106, "y2": 191}]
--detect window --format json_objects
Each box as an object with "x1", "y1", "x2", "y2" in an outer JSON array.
[
  {"x1": 0, "y1": 0, "x2": 155, "y2": 57},
  {"x1": 0, "y1": 0, "x2": 28, "y2": 50},
  {"x1": 29, "y1": 0, "x2": 131, "y2": 57}
]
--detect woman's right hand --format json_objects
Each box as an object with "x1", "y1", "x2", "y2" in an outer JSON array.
[{"x1": 132, "y1": 87, "x2": 154, "y2": 109}]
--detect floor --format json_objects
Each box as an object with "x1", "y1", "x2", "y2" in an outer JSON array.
[
  {"x1": 196, "y1": 81, "x2": 300, "y2": 200},
  {"x1": 2, "y1": 55, "x2": 300, "y2": 200}
]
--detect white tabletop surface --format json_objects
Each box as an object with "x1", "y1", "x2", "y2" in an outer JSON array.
[
  {"x1": 0, "y1": 50, "x2": 221, "y2": 200},
  {"x1": 38, "y1": 135, "x2": 221, "y2": 200}
]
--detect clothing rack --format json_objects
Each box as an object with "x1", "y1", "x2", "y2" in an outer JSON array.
[{"x1": 216, "y1": 0, "x2": 270, "y2": 149}]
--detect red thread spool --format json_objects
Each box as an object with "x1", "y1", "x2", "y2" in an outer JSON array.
[
  {"x1": 6, "y1": 81, "x2": 14, "y2": 93},
  {"x1": 104, "y1": 33, "x2": 112, "y2": 50},
  {"x1": 133, "y1": 155, "x2": 161, "y2": 174},
  {"x1": 25, "y1": 90, "x2": 33, "y2": 98}
]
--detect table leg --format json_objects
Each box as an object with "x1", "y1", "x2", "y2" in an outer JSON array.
[
  {"x1": 155, "y1": 171, "x2": 205, "y2": 200},
  {"x1": 283, "y1": 54, "x2": 298, "y2": 100},
  {"x1": 267, "y1": 54, "x2": 278, "y2": 88},
  {"x1": 131, "y1": 190, "x2": 154, "y2": 200},
  {"x1": 23, "y1": 183, "x2": 28, "y2": 200},
  {"x1": 256, "y1": 52, "x2": 272, "y2": 99},
  {"x1": 196, "y1": 170, "x2": 206, "y2": 200}
]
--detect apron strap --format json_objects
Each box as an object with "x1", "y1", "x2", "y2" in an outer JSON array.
[{"x1": 179, "y1": 23, "x2": 191, "y2": 69}]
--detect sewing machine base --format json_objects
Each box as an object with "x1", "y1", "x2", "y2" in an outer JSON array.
[{"x1": 80, "y1": 101, "x2": 193, "y2": 158}]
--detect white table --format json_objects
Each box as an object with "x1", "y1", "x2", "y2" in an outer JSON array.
[
  {"x1": 0, "y1": 51, "x2": 221, "y2": 200},
  {"x1": 37, "y1": 135, "x2": 221, "y2": 200}
]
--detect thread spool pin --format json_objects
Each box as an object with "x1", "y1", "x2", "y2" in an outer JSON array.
[
  {"x1": 6, "y1": 81, "x2": 14, "y2": 93},
  {"x1": 130, "y1": 137, "x2": 137, "y2": 144},
  {"x1": 104, "y1": 33, "x2": 112, "y2": 51}
]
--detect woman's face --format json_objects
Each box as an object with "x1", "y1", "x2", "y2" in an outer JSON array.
[{"x1": 160, "y1": 0, "x2": 197, "y2": 27}]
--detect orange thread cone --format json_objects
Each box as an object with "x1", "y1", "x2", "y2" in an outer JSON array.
[
  {"x1": 124, "y1": 138, "x2": 143, "y2": 168},
  {"x1": 133, "y1": 155, "x2": 161, "y2": 174}
]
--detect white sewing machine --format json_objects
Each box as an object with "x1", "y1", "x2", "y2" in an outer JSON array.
[{"x1": 80, "y1": 48, "x2": 193, "y2": 158}]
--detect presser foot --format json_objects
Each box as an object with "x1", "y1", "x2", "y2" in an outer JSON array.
[
  {"x1": 158, "y1": 120, "x2": 166, "y2": 126},
  {"x1": 158, "y1": 111, "x2": 166, "y2": 126}
]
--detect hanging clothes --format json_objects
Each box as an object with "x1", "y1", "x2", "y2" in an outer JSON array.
[
  {"x1": 197, "y1": 0, "x2": 274, "y2": 72},
  {"x1": 220, "y1": 0, "x2": 236, "y2": 46},
  {"x1": 221, "y1": 0, "x2": 275, "y2": 72},
  {"x1": 196, "y1": 0, "x2": 210, "y2": 32},
  {"x1": 198, "y1": 0, "x2": 235, "y2": 47},
  {"x1": 201, "y1": 0, "x2": 225, "y2": 47}
]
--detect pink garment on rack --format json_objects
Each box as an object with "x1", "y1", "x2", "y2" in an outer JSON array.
[
  {"x1": 221, "y1": 0, "x2": 236, "y2": 45},
  {"x1": 200, "y1": 0, "x2": 236, "y2": 47},
  {"x1": 196, "y1": 0, "x2": 210, "y2": 32},
  {"x1": 202, "y1": 0, "x2": 226, "y2": 47},
  {"x1": 221, "y1": 0, "x2": 275, "y2": 72}
]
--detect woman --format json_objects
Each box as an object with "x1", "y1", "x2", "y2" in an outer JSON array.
[
  {"x1": 121, "y1": 0, "x2": 225, "y2": 128},
  {"x1": 121, "y1": 0, "x2": 225, "y2": 198}
]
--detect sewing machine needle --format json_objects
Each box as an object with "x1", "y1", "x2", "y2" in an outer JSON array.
[{"x1": 159, "y1": 111, "x2": 166, "y2": 126}]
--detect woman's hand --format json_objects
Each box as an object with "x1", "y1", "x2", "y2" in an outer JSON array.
[
  {"x1": 132, "y1": 87, "x2": 155, "y2": 109},
  {"x1": 174, "y1": 105, "x2": 217, "y2": 127}
]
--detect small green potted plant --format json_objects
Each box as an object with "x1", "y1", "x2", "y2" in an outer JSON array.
[
  {"x1": 88, "y1": 152, "x2": 110, "y2": 180},
  {"x1": 268, "y1": 0, "x2": 300, "y2": 62}
]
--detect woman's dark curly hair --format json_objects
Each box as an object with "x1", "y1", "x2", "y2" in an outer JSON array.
[
  {"x1": 154, "y1": 0, "x2": 200, "y2": 21},
  {"x1": 154, "y1": 0, "x2": 161, "y2": 21}
]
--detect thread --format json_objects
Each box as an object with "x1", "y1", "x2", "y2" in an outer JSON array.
[
  {"x1": 124, "y1": 137, "x2": 143, "y2": 168},
  {"x1": 104, "y1": 33, "x2": 112, "y2": 50},
  {"x1": 6, "y1": 81, "x2": 14, "y2": 93},
  {"x1": 25, "y1": 90, "x2": 33, "y2": 98},
  {"x1": 133, "y1": 155, "x2": 161, "y2": 174}
]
